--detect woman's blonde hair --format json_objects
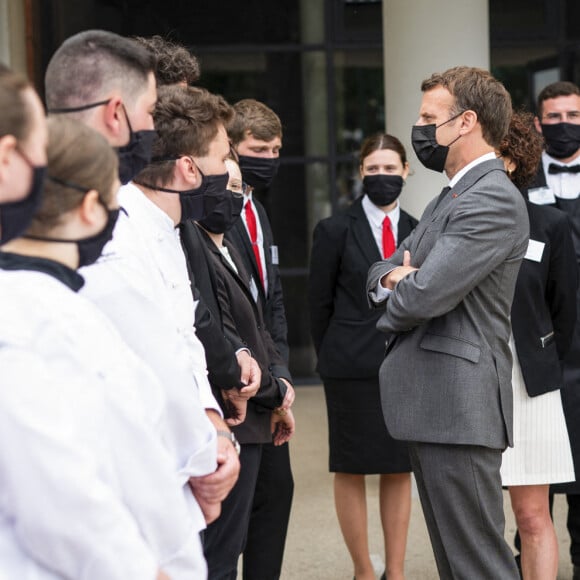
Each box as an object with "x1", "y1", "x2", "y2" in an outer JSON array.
[{"x1": 27, "y1": 117, "x2": 118, "y2": 233}]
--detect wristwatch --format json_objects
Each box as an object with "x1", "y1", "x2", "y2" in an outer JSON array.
[{"x1": 216, "y1": 430, "x2": 241, "y2": 455}]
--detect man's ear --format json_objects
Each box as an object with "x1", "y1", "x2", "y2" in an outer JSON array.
[
  {"x1": 176, "y1": 156, "x2": 203, "y2": 188},
  {"x1": 101, "y1": 97, "x2": 126, "y2": 145},
  {"x1": 534, "y1": 115, "x2": 543, "y2": 134},
  {"x1": 0, "y1": 135, "x2": 17, "y2": 185},
  {"x1": 460, "y1": 110, "x2": 478, "y2": 134}
]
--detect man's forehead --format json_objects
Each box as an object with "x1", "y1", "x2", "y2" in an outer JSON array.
[
  {"x1": 543, "y1": 94, "x2": 580, "y2": 111},
  {"x1": 243, "y1": 134, "x2": 282, "y2": 147}
]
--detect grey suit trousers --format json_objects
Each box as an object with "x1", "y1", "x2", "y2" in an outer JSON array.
[{"x1": 409, "y1": 442, "x2": 520, "y2": 580}]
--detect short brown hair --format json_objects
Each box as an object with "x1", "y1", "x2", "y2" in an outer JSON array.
[
  {"x1": 360, "y1": 133, "x2": 407, "y2": 166},
  {"x1": 133, "y1": 35, "x2": 200, "y2": 86},
  {"x1": 228, "y1": 98, "x2": 282, "y2": 145},
  {"x1": 537, "y1": 81, "x2": 580, "y2": 117},
  {"x1": 498, "y1": 110, "x2": 544, "y2": 191},
  {"x1": 421, "y1": 66, "x2": 512, "y2": 148},
  {"x1": 45, "y1": 30, "x2": 155, "y2": 117},
  {"x1": 0, "y1": 64, "x2": 33, "y2": 143},
  {"x1": 135, "y1": 85, "x2": 233, "y2": 187},
  {"x1": 27, "y1": 117, "x2": 118, "y2": 232}
]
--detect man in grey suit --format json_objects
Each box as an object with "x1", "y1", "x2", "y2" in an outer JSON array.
[{"x1": 367, "y1": 66, "x2": 529, "y2": 579}]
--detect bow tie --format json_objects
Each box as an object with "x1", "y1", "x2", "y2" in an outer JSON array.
[{"x1": 548, "y1": 163, "x2": 580, "y2": 175}]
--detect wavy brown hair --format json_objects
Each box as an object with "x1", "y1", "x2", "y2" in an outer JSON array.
[{"x1": 498, "y1": 110, "x2": 544, "y2": 191}]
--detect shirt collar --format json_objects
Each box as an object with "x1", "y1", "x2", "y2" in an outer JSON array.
[
  {"x1": 119, "y1": 182, "x2": 177, "y2": 233},
  {"x1": 361, "y1": 194, "x2": 400, "y2": 228},
  {"x1": 448, "y1": 152, "x2": 497, "y2": 187},
  {"x1": 542, "y1": 150, "x2": 580, "y2": 167},
  {"x1": 0, "y1": 251, "x2": 84, "y2": 292}
]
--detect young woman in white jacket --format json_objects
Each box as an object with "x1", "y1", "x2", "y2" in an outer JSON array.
[{"x1": 0, "y1": 117, "x2": 212, "y2": 579}]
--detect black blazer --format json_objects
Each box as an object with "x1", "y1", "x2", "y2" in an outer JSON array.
[
  {"x1": 511, "y1": 202, "x2": 578, "y2": 397},
  {"x1": 225, "y1": 198, "x2": 289, "y2": 364},
  {"x1": 309, "y1": 197, "x2": 417, "y2": 379},
  {"x1": 182, "y1": 221, "x2": 290, "y2": 444}
]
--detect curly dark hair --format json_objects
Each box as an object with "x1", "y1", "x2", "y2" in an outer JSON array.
[
  {"x1": 133, "y1": 35, "x2": 200, "y2": 86},
  {"x1": 498, "y1": 110, "x2": 544, "y2": 190}
]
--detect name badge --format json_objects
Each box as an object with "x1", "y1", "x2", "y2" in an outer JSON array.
[
  {"x1": 249, "y1": 276, "x2": 259, "y2": 303},
  {"x1": 528, "y1": 186, "x2": 556, "y2": 206},
  {"x1": 525, "y1": 239, "x2": 545, "y2": 262},
  {"x1": 270, "y1": 245, "x2": 279, "y2": 265}
]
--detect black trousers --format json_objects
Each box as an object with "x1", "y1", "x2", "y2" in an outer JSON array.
[
  {"x1": 243, "y1": 442, "x2": 294, "y2": 580},
  {"x1": 203, "y1": 444, "x2": 262, "y2": 580}
]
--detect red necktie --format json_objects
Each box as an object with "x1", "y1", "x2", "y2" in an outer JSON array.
[
  {"x1": 382, "y1": 215, "x2": 396, "y2": 259},
  {"x1": 244, "y1": 200, "x2": 265, "y2": 288}
]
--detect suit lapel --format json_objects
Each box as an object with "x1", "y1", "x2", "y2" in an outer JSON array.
[{"x1": 349, "y1": 198, "x2": 382, "y2": 265}]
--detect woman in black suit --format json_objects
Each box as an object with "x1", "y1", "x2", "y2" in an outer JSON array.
[
  {"x1": 309, "y1": 134, "x2": 417, "y2": 580},
  {"x1": 499, "y1": 111, "x2": 578, "y2": 580}
]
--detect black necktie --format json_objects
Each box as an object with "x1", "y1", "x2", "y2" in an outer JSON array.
[
  {"x1": 548, "y1": 163, "x2": 580, "y2": 175},
  {"x1": 434, "y1": 186, "x2": 451, "y2": 210}
]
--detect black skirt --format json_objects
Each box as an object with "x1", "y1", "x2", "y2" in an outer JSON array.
[{"x1": 323, "y1": 377, "x2": 411, "y2": 474}]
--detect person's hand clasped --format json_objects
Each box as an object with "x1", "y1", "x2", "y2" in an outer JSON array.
[
  {"x1": 188, "y1": 434, "x2": 240, "y2": 523},
  {"x1": 381, "y1": 250, "x2": 418, "y2": 290},
  {"x1": 271, "y1": 407, "x2": 295, "y2": 446},
  {"x1": 236, "y1": 350, "x2": 261, "y2": 398}
]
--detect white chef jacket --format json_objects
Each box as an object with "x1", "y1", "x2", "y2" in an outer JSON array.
[
  {"x1": 80, "y1": 183, "x2": 220, "y2": 536},
  {"x1": 0, "y1": 266, "x2": 173, "y2": 579}
]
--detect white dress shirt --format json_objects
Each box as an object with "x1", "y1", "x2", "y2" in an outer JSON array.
[
  {"x1": 0, "y1": 267, "x2": 208, "y2": 579},
  {"x1": 361, "y1": 194, "x2": 400, "y2": 257},
  {"x1": 241, "y1": 191, "x2": 269, "y2": 294},
  {"x1": 541, "y1": 151, "x2": 580, "y2": 199}
]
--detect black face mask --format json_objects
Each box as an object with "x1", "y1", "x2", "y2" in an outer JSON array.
[
  {"x1": 238, "y1": 155, "x2": 280, "y2": 189},
  {"x1": 47, "y1": 99, "x2": 156, "y2": 185},
  {"x1": 117, "y1": 106, "x2": 157, "y2": 185},
  {"x1": 198, "y1": 189, "x2": 244, "y2": 234},
  {"x1": 22, "y1": 177, "x2": 120, "y2": 268},
  {"x1": 541, "y1": 123, "x2": 580, "y2": 160},
  {"x1": 363, "y1": 175, "x2": 404, "y2": 207},
  {"x1": 411, "y1": 111, "x2": 464, "y2": 173},
  {"x1": 0, "y1": 149, "x2": 46, "y2": 244},
  {"x1": 135, "y1": 164, "x2": 229, "y2": 223}
]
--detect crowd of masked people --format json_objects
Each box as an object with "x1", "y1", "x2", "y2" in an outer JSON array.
[
  {"x1": 0, "y1": 30, "x2": 294, "y2": 580},
  {"x1": 4, "y1": 28, "x2": 580, "y2": 580}
]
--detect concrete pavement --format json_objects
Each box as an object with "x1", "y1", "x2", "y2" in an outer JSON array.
[{"x1": 277, "y1": 384, "x2": 575, "y2": 579}]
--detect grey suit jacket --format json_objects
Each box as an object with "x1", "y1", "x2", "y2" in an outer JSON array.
[{"x1": 366, "y1": 158, "x2": 529, "y2": 449}]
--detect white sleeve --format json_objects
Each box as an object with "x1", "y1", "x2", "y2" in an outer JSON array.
[{"x1": 0, "y1": 348, "x2": 159, "y2": 580}]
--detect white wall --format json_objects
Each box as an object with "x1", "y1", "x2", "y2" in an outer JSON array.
[{"x1": 383, "y1": 0, "x2": 490, "y2": 219}]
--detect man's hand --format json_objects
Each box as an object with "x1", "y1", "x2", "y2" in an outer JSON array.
[
  {"x1": 221, "y1": 390, "x2": 247, "y2": 426},
  {"x1": 381, "y1": 250, "x2": 418, "y2": 290},
  {"x1": 271, "y1": 408, "x2": 295, "y2": 446},
  {"x1": 190, "y1": 412, "x2": 241, "y2": 522},
  {"x1": 236, "y1": 350, "x2": 261, "y2": 398},
  {"x1": 157, "y1": 571, "x2": 171, "y2": 580}
]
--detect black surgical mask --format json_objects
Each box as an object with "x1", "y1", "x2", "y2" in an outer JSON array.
[
  {"x1": 135, "y1": 162, "x2": 229, "y2": 223},
  {"x1": 47, "y1": 99, "x2": 156, "y2": 185},
  {"x1": 0, "y1": 149, "x2": 46, "y2": 244},
  {"x1": 540, "y1": 122, "x2": 580, "y2": 160},
  {"x1": 411, "y1": 111, "x2": 464, "y2": 173},
  {"x1": 238, "y1": 155, "x2": 280, "y2": 189},
  {"x1": 198, "y1": 189, "x2": 244, "y2": 234},
  {"x1": 363, "y1": 175, "x2": 404, "y2": 207},
  {"x1": 117, "y1": 106, "x2": 157, "y2": 185},
  {"x1": 23, "y1": 177, "x2": 120, "y2": 268}
]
